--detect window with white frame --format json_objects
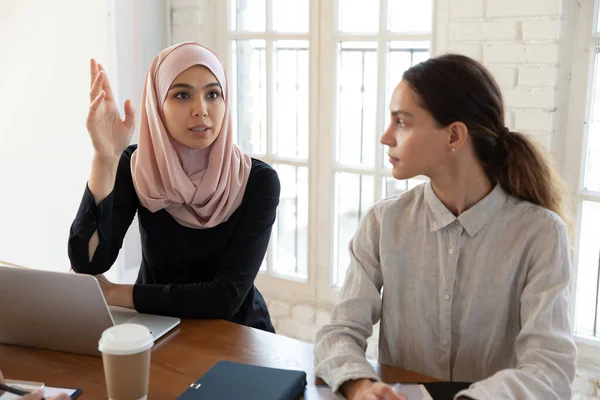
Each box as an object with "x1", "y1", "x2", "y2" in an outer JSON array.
[
  {"x1": 568, "y1": 0, "x2": 600, "y2": 343},
  {"x1": 220, "y1": 0, "x2": 436, "y2": 303}
]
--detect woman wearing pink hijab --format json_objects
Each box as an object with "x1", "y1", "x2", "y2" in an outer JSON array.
[{"x1": 68, "y1": 42, "x2": 279, "y2": 332}]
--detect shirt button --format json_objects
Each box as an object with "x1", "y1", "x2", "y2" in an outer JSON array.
[
  {"x1": 448, "y1": 248, "x2": 454, "y2": 255},
  {"x1": 443, "y1": 294, "x2": 451, "y2": 301},
  {"x1": 442, "y1": 339, "x2": 449, "y2": 345}
]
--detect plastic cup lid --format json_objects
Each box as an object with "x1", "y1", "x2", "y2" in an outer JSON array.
[{"x1": 98, "y1": 323, "x2": 154, "y2": 355}]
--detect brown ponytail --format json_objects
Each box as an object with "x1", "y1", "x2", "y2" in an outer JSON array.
[{"x1": 402, "y1": 54, "x2": 570, "y2": 226}]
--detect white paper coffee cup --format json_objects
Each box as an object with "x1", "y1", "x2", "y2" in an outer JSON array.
[{"x1": 99, "y1": 324, "x2": 154, "y2": 400}]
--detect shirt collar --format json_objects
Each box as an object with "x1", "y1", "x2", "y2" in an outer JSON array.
[{"x1": 424, "y1": 182, "x2": 507, "y2": 237}]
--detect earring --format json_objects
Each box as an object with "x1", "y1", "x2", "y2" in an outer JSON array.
[{"x1": 451, "y1": 148, "x2": 456, "y2": 152}]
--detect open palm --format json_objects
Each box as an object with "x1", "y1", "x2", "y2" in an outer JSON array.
[{"x1": 86, "y1": 59, "x2": 135, "y2": 159}]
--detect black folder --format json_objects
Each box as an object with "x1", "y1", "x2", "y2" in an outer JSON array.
[
  {"x1": 422, "y1": 382, "x2": 472, "y2": 400},
  {"x1": 177, "y1": 361, "x2": 308, "y2": 400}
]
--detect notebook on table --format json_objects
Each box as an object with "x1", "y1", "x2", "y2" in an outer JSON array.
[{"x1": 177, "y1": 361, "x2": 307, "y2": 400}]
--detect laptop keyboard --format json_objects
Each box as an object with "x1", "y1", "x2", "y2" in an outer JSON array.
[{"x1": 110, "y1": 309, "x2": 136, "y2": 325}]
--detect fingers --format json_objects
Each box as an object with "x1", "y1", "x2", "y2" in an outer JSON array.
[
  {"x1": 90, "y1": 70, "x2": 104, "y2": 104},
  {"x1": 361, "y1": 395, "x2": 378, "y2": 400},
  {"x1": 50, "y1": 394, "x2": 71, "y2": 400},
  {"x1": 123, "y1": 99, "x2": 135, "y2": 129},
  {"x1": 90, "y1": 58, "x2": 98, "y2": 89},
  {"x1": 371, "y1": 383, "x2": 405, "y2": 400},
  {"x1": 95, "y1": 274, "x2": 112, "y2": 284},
  {"x1": 89, "y1": 91, "x2": 106, "y2": 112},
  {"x1": 97, "y1": 63, "x2": 116, "y2": 102}
]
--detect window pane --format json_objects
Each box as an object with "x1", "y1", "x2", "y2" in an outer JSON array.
[
  {"x1": 273, "y1": 164, "x2": 309, "y2": 279},
  {"x1": 381, "y1": 177, "x2": 427, "y2": 199},
  {"x1": 274, "y1": 41, "x2": 309, "y2": 159},
  {"x1": 585, "y1": 47, "x2": 600, "y2": 191},
  {"x1": 575, "y1": 201, "x2": 600, "y2": 336},
  {"x1": 388, "y1": 0, "x2": 432, "y2": 32},
  {"x1": 334, "y1": 173, "x2": 374, "y2": 287},
  {"x1": 338, "y1": 0, "x2": 379, "y2": 33},
  {"x1": 386, "y1": 41, "x2": 430, "y2": 104},
  {"x1": 273, "y1": 0, "x2": 308, "y2": 32},
  {"x1": 231, "y1": 0, "x2": 265, "y2": 32},
  {"x1": 337, "y1": 42, "x2": 377, "y2": 167},
  {"x1": 383, "y1": 41, "x2": 430, "y2": 169},
  {"x1": 586, "y1": 125, "x2": 600, "y2": 191},
  {"x1": 232, "y1": 40, "x2": 267, "y2": 155},
  {"x1": 260, "y1": 259, "x2": 267, "y2": 272},
  {"x1": 383, "y1": 177, "x2": 408, "y2": 198}
]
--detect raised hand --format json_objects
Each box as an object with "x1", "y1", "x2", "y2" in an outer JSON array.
[{"x1": 86, "y1": 58, "x2": 135, "y2": 160}]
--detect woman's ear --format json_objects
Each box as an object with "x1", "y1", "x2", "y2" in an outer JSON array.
[{"x1": 447, "y1": 122, "x2": 468, "y2": 151}]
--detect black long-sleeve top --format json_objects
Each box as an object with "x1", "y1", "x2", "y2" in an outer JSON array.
[{"x1": 68, "y1": 145, "x2": 279, "y2": 332}]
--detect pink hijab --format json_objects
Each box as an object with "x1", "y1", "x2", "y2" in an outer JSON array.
[{"x1": 130, "y1": 42, "x2": 252, "y2": 228}]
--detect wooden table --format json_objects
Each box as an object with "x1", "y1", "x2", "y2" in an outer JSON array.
[{"x1": 0, "y1": 319, "x2": 437, "y2": 399}]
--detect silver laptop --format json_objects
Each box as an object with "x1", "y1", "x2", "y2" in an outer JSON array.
[{"x1": 0, "y1": 266, "x2": 180, "y2": 356}]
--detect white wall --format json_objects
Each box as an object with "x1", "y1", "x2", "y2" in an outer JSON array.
[
  {"x1": 111, "y1": 0, "x2": 169, "y2": 122},
  {"x1": 0, "y1": 0, "x2": 167, "y2": 283},
  {"x1": 0, "y1": 0, "x2": 109, "y2": 272}
]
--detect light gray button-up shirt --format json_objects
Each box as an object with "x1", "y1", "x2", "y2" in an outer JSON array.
[{"x1": 314, "y1": 182, "x2": 576, "y2": 399}]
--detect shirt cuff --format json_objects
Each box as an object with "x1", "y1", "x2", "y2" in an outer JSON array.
[
  {"x1": 321, "y1": 361, "x2": 381, "y2": 394},
  {"x1": 133, "y1": 283, "x2": 165, "y2": 315},
  {"x1": 75, "y1": 184, "x2": 115, "y2": 236}
]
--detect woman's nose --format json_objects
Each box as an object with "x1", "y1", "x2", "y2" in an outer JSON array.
[
  {"x1": 380, "y1": 124, "x2": 396, "y2": 147},
  {"x1": 192, "y1": 99, "x2": 208, "y2": 117}
]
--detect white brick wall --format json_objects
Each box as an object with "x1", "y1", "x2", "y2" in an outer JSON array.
[
  {"x1": 449, "y1": 21, "x2": 520, "y2": 41},
  {"x1": 522, "y1": 20, "x2": 560, "y2": 41},
  {"x1": 448, "y1": 0, "x2": 561, "y2": 148},
  {"x1": 450, "y1": 0, "x2": 483, "y2": 19},
  {"x1": 169, "y1": 0, "x2": 597, "y2": 398},
  {"x1": 518, "y1": 66, "x2": 558, "y2": 87},
  {"x1": 487, "y1": 66, "x2": 517, "y2": 87},
  {"x1": 486, "y1": 0, "x2": 560, "y2": 17}
]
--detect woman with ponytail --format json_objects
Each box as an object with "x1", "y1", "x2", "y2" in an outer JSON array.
[{"x1": 314, "y1": 54, "x2": 576, "y2": 400}]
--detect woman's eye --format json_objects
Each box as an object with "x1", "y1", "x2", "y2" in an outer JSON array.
[
  {"x1": 175, "y1": 92, "x2": 190, "y2": 100},
  {"x1": 207, "y1": 91, "x2": 220, "y2": 100},
  {"x1": 397, "y1": 120, "x2": 406, "y2": 128}
]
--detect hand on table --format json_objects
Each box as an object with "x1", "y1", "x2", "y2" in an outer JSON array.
[
  {"x1": 0, "y1": 370, "x2": 70, "y2": 400},
  {"x1": 343, "y1": 379, "x2": 408, "y2": 400},
  {"x1": 95, "y1": 274, "x2": 134, "y2": 309}
]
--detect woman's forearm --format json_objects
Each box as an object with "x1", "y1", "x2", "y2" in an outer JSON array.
[{"x1": 87, "y1": 153, "x2": 120, "y2": 262}]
